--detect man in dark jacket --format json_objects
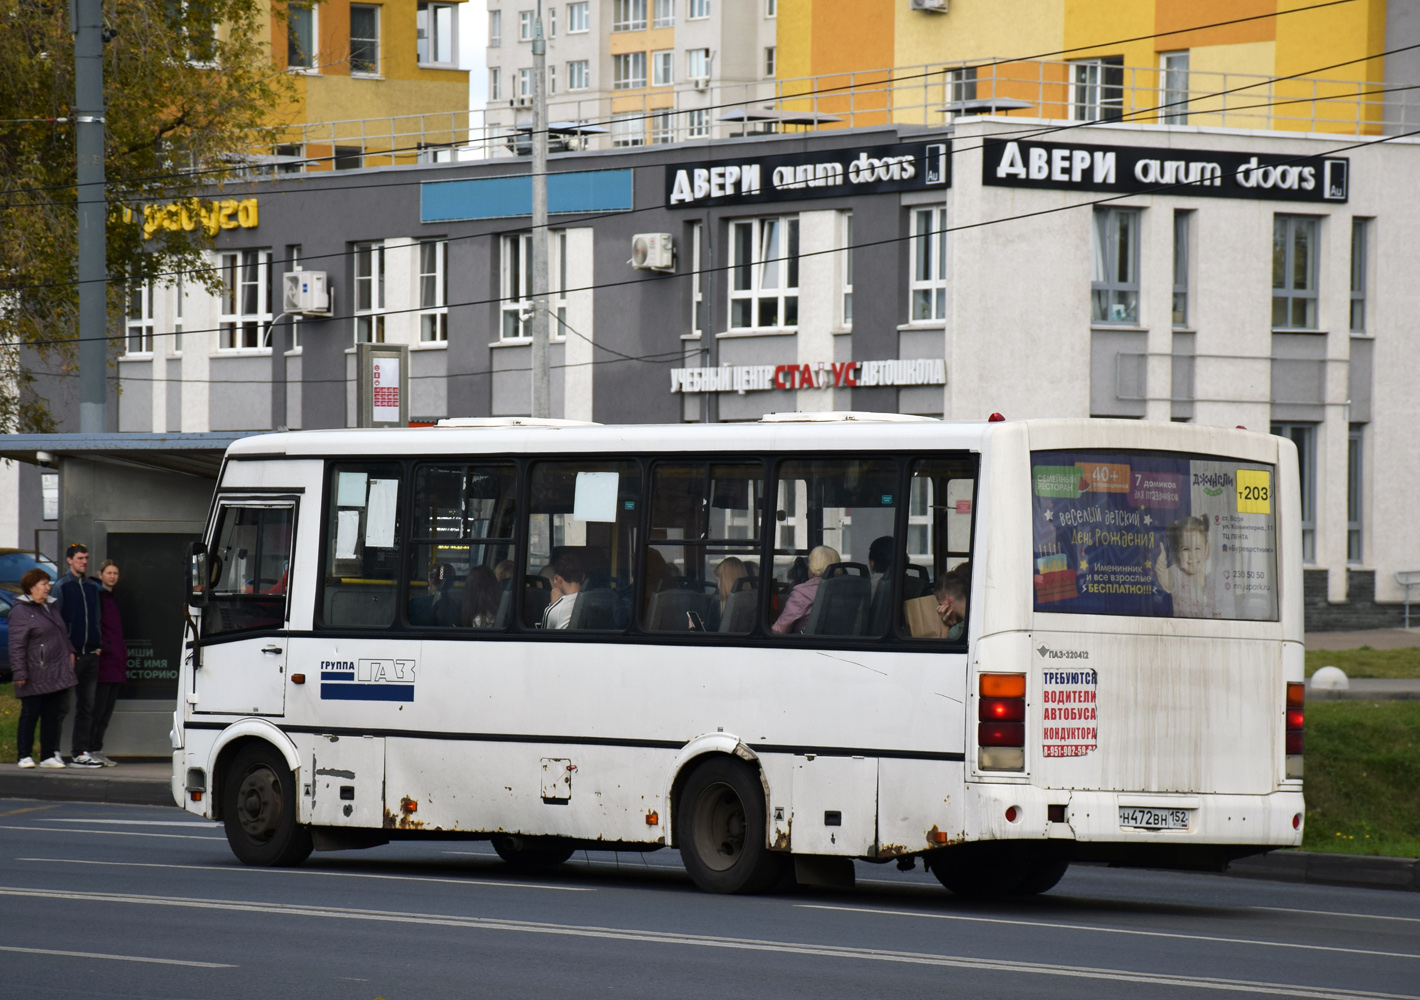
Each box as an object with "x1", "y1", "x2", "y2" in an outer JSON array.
[{"x1": 52, "y1": 543, "x2": 103, "y2": 768}]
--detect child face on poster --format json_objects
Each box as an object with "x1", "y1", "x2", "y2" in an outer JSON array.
[{"x1": 1174, "y1": 526, "x2": 1207, "y2": 577}]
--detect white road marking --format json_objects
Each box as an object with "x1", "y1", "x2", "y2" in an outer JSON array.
[
  {"x1": 798, "y1": 903, "x2": 1420, "y2": 962},
  {"x1": 46, "y1": 818, "x2": 221, "y2": 828},
  {"x1": 0, "y1": 824, "x2": 224, "y2": 842},
  {"x1": 18, "y1": 858, "x2": 593, "y2": 892},
  {"x1": 0, "y1": 944, "x2": 234, "y2": 968},
  {"x1": 1252, "y1": 905, "x2": 1420, "y2": 925},
  {"x1": 0, "y1": 886, "x2": 1406, "y2": 1000}
]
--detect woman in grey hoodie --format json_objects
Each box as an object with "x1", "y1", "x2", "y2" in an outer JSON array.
[{"x1": 11, "y1": 568, "x2": 77, "y2": 768}]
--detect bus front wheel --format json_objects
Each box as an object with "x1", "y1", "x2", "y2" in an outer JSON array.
[
  {"x1": 222, "y1": 743, "x2": 313, "y2": 867},
  {"x1": 677, "y1": 757, "x2": 784, "y2": 894}
]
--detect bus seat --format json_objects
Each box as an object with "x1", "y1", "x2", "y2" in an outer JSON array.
[
  {"x1": 520, "y1": 575, "x2": 551, "y2": 628},
  {"x1": 902, "y1": 564, "x2": 931, "y2": 600},
  {"x1": 803, "y1": 563, "x2": 871, "y2": 636},
  {"x1": 719, "y1": 576, "x2": 758, "y2": 633},
  {"x1": 324, "y1": 585, "x2": 396, "y2": 627},
  {"x1": 569, "y1": 586, "x2": 617, "y2": 630},
  {"x1": 646, "y1": 584, "x2": 716, "y2": 632}
]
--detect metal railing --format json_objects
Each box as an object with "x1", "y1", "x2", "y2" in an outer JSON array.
[{"x1": 246, "y1": 57, "x2": 1418, "y2": 171}]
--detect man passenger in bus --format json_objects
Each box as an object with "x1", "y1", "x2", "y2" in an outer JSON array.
[
  {"x1": 771, "y1": 545, "x2": 839, "y2": 635},
  {"x1": 868, "y1": 536, "x2": 894, "y2": 596},
  {"x1": 541, "y1": 552, "x2": 584, "y2": 629},
  {"x1": 935, "y1": 567, "x2": 969, "y2": 641},
  {"x1": 410, "y1": 562, "x2": 459, "y2": 626}
]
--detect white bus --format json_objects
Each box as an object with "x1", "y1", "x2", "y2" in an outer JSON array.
[{"x1": 173, "y1": 415, "x2": 1306, "y2": 895}]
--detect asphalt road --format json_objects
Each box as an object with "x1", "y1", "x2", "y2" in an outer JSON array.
[{"x1": 2, "y1": 798, "x2": 1417, "y2": 1000}]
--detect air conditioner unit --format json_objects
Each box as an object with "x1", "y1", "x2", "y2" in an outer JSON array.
[
  {"x1": 691, "y1": 77, "x2": 710, "y2": 91},
  {"x1": 910, "y1": 0, "x2": 947, "y2": 10},
  {"x1": 630, "y1": 233, "x2": 674, "y2": 271},
  {"x1": 282, "y1": 271, "x2": 331, "y2": 316},
  {"x1": 515, "y1": 95, "x2": 532, "y2": 106}
]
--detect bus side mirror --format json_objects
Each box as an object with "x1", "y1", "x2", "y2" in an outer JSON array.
[{"x1": 187, "y1": 541, "x2": 209, "y2": 609}]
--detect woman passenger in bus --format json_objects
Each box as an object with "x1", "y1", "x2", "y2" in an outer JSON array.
[
  {"x1": 771, "y1": 545, "x2": 839, "y2": 635},
  {"x1": 713, "y1": 556, "x2": 748, "y2": 614},
  {"x1": 461, "y1": 566, "x2": 501, "y2": 628}
]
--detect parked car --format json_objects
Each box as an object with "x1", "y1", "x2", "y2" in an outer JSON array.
[
  {"x1": 0, "y1": 549, "x2": 60, "y2": 591},
  {"x1": 0, "y1": 588, "x2": 14, "y2": 683}
]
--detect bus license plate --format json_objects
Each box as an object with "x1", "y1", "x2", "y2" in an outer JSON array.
[{"x1": 1118, "y1": 807, "x2": 1190, "y2": 830}]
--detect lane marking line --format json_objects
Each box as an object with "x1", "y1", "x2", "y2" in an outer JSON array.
[
  {"x1": 1252, "y1": 906, "x2": 1420, "y2": 926},
  {"x1": 0, "y1": 805, "x2": 59, "y2": 819},
  {"x1": 797, "y1": 903, "x2": 1420, "y2": 963},
  {"x1": 17, "y1": 858, "x2": 594, "y2": 892},
  {"x1": 46, "y1": 819, "x2": 221, "y2": 828},
  {"x1": 0, "y1": 886, "x2": 1409, "y2": 1000},
  {"x1": 0, "y1": 944, "x2": 234, "y2": 968},
  {"x1": 0, "y1": 824, "x2": 224, "y2": 842}
]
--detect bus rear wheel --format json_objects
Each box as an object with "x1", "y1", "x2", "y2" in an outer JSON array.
[
  {"x1": 928, "y1": 844, "x2": 1025, "y2": 897},
  {"x1": 491, "y1": 835, "x2": 576, "y2": 869},
  {"x1": 222, "y1": 743, "x2": 312, "y2": 867},
  {"x1": 1014, "y1": 856, "x2": 1070, "y2": 895},
  {"x1": 677, "y1": 757, "x2": 784, "y2": 894}
]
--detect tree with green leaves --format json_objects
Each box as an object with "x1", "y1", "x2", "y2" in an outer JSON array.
[{"x1": 0, "y1": 0, "x2": 296, "y2": 431}]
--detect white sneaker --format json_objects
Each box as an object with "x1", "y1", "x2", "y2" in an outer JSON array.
[
  {"x1": 38, "y1": 755, "x2": 66, "y2": 769},
  {"x1": 70, "y1": 753, "x2": 103, "y2": 769},
  {"x1": 17, "y1": 757, "x2": 35, "y2": 769},
  {"x1": 90, "y1": 752, "x2": 117, "y2": 767}
]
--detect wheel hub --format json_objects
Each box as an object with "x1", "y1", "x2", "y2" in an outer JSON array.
[{"x1": 235, "y1": 765, "x2": 281, "y2": 842}]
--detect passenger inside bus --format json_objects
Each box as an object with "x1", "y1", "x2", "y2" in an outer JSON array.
[
  {"x1": 461, "y1": 565, "x2": 501, "y2": 628},
  {"x1": 541, "y1": 551, "x2": 584, "y2": 629},
  {"x1": 771, "y1": 545, "x2": 839, "y2": 634},
  {"x1": 935, "y1": 563, "x2": 970, "y2": 641}
]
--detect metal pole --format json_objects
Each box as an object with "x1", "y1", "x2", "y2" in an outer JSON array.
[
  {"x1": 73, "y1": 0, "x2": 107, "y2": 433},
  {"x1": 529, "y1": 5, "x2": 551, "y2": 418}
]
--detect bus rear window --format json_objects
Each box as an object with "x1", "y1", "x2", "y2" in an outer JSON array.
[{"x1": 1031, "y1": 450, "x2": 1278, "y2": 622}]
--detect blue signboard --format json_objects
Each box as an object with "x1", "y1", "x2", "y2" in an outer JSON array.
[{"x1": 421, "y1": 169, "x2": 634, "y2": 222}]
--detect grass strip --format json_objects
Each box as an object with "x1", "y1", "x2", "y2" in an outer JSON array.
[{"x1": 1304, "y1": 646, "x2": 1420, "y2": 679}]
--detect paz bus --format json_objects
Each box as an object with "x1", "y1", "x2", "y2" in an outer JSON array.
[{"x1": 172, "y1": 415, "x2": 1305, "y2": 895}]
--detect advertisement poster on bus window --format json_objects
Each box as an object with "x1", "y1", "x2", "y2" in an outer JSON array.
[{"x1": 1030, "y1": 450, "x2": 1279, "y2": 621}]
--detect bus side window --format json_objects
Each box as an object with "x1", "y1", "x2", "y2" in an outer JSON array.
[
  {"x1": 643, "y1": 462, "x2": 763, "y2": 634},
  {"x1": 406, "y1": 464, "x2": 518, "y2": 630},
  {"x1": 768, "y1": 457, "x2": 900, "y2": 638},
  {"x1": 524, "y1": 460, "x2": 641, "y2": 631},
  {"x1": 899, "y1": 457, "x2": 976, "y2": 641},
  {"x1": 321, "y1": 463, "x2": 403, "y2": 629},
  {"x1": 203, "y1": 502, "x2": 295, "y2": 637}
]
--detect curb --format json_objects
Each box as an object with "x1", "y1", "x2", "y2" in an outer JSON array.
[
  {"x1": 0, "y1": 770, "x2": 174, "y2": 808},
  {"x1": 1223, "y1": 850, "x2": 1420, "y2": 892}
]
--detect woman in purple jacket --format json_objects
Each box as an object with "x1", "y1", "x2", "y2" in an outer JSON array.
[
  {"x1": 11, "y1": 568, "x2": 77, "y2": 768},
  {"x1": 89, "y1": 560, "x2": 128, "y2": 766}
]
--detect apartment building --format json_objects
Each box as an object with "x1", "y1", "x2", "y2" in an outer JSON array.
[{"x1": 484, "y1": 0, "x2": 780, "y2": 147}]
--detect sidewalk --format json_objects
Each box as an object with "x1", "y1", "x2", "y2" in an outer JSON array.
[
  {"x1": 0, "y1": 759, "x2": 173, "y2": 807},
  {"x1": 1304, "y1": 627, "x2": 1420, "y2": 651}
]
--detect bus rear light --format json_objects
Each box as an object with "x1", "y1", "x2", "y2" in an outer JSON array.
[
  {"x1": 978, "y1": 748, "x2": 1025, "y2": 770},
  {"x1": 1286, "y1": 682, "x2": 1305, "y2": 707},
  {"x1": 1004, "y1": 806, "x2": 1019, "y2": 823},
  {"x1": 979, "y1": 697, "x2": 1025, "y2": 722},
  {"x1": 1285, "y1": 732, "x2": 1304, "y2": 756},
  {"x1": 1285, "y1": 682, "x2": 1304, "y2": 777},
  {"x1": 1286, "y1": 709, "x2": 1305, "y2": 731},
  {"x1": 978, "y1": 722, "x2": 1025, "y2": 747},
  {"x1": 980, "y1": 673, "x2": 1026, "y2": 698},
  {"x1": 1293, "y1": 812, "x2": 1303, "y2": 830}
]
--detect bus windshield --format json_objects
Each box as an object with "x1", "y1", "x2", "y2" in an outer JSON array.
[{"x1": 1030, "y1": 449, "x2": 1278, "y2": 621}]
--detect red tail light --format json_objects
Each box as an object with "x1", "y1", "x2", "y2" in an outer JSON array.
[
  {"x1": 979, "y1": 697, "x2": 1025, "y2": 722},
  {"x1": 1285, "y1": 682, "x2": 1304, "y2": 776},
  {"x1": 979, "y1": 722, "x2": 1025, "y2": 747},
  {"x1": 978, "y1": 673, "x2": 1026, "y2": 770}
]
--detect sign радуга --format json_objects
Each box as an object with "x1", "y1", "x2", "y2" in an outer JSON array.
[
  {"x1": 666, "y1": 142, "x2": 949, "y2": 208},
  {"x1": 983, "y1": 139, "x2": 1348, "y2": 203}
]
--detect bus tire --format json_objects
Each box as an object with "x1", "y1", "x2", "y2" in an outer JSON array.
[
  {"x1": 1013, "y1": 856, "x2": 1070, "y2": 895},
  {"x1": 928, "y1": 844, "x2": 1025, "y2": 897},
  {"x1": 491, "y1": 835, "x2": 576, "y2": 869},
  {"x1": 222, "y1": 743, "x2": 313, "y2": 867},
  {"x1": 677, "y1": 756, "x2": 783, "y2": 894}
]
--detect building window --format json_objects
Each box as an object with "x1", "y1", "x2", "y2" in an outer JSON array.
[
  {"x1": 910, "y1": 207, "x2": 946, "y2": 322},
  {"x1": 518, "y1": 67, "x2": 534, "y2": 99},
  {"x1": 841, "y1": 211, "x2": 853, "y2": 328},
  {"x1": 567, "y1": 1, "x2": 588, "y2": 32},
  {"x1": 567, "y1": 59, "x2": 589, "y2": 90},
  {"x1": 353, "y1": 242, "x2": 386, "y2": 343},
  {"x1": 548, "y1": 5, "x2": 556, "y2": 36},
  {"x1": 488, "y1": 8, "x2": 501, "y2": 45},
  {"x1": 686, "y1": 108, "x2": 709, "y2": 137},
  {"x1": 649, "y1": 112, "x2": 675, "y2": 143},
  {"x1": 688, "y1": 0, "x2": 709, "y2": 19},
  {"x1": 125, "y1": 275, "x2": 155, "y2": 354},
  {"x1": 766, "y1": 0, "x2": 776, "y2": 15},
  {"x1": 686, "y1": 47, "x2": 710, "y2": 82},
  {"x1": 1347, "y1": 425, "x2": 1363, "y2": 562},
  {"x1": 283, "y1": 245, "x2": 301, "y2": 350},
  {"x1": 652, "y1": 49, "x2": 674, "y2": 86},
  {"x1": 419, "y1": 240, "x2": 449, "y2": 343},
  {"x1": 1071, "y1": 56, "x2": 1123, "y2": 122},
  {"x1": 947, "y1": 65, "x2": 977, "y2": 103},
  {"x1": 548, "y1": 64, "x2": 557, "y2": 94},
  {"x1": 1092, "y1": 207, "x2": 1140, "y2": 325},
  {"x1": 1160, "y1": 50, "x2": 1189, "y2": 124},
  {"x1": 613, "y1": 0, "x2": 646, "y2": 31},
  {"x1": 287, "y1": 1, "x2": 316, "y2": 69},
  {"x1": 173, "y1": 270, "x2": 186, "y2": 353},
  {"x1": 689, "y1": 221, "x2": 703, "y2": 336},
  {"x1": 613, "y1": 52, "x2": 647, "y2": 89},
  {"x1": 219, "y1": 249, "x2": 273, "y2": 350},
  {"x1": 500, "y1": 232, "x2": 566, "y2": 339},
  {"x1": 1273, "y1": 215, "x2": 1319, "y2": 329},
  {"x1": 611, "y1": 111, "x2": 646, "y2": 146},
  {"x1": 418, "y1": 1, "x2": 456, "y2": 63},
  {"x1": 349, "y1": 4, "x2": 379, "y2": 75},
  {"x1": 1350, "y1": 217, "x2": 1369, "y2": 332},
  {"x1": 764, "y1": 46, "x2": 775, "y2": 77},
  {"x1": 653, "y1": 0, "x2": 674, "y2": 27},
  {"x1": 729, "y1": 216, "x2": 799, "y2": 330},
  {"x1": 518, "y1": 9, "x2": 534, "y2": 40},
  {"x1": 489, "y1": 67, "x2": 502, "y2": 100},
  {"x1": 1172, "y1": 210, "x2": 1190, "y2": 327},
  {"x1": 1272, "y1": 423, "x2": 1316, "y2": 562}
]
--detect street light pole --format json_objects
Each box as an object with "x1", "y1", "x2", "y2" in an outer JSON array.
[
  {"x1": 73, "y1": 0, "x2": 107, "y2": 433},
  {"x1": 529, "y1": 3, "x2": 551, "y2": 418}
]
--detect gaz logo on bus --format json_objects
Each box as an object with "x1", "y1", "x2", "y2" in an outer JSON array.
[{"x1": 319, "y1": 658, "x2": 417, "y2": 702}]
